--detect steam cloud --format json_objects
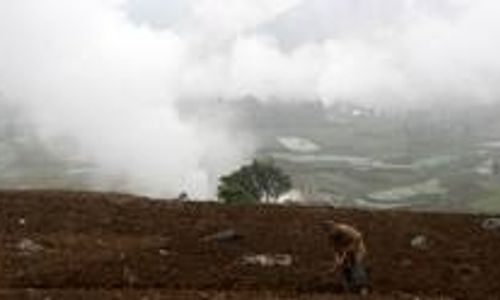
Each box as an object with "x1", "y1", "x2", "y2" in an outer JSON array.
[{"x1": 0, "y1": 0, "x2": 499, "y2": 197}]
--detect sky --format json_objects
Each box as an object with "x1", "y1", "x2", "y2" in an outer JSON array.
[
  {"x1": 124, "y1": 0, "x2": 500, "y2": 105},
  {"x1": 0, "y1": 0, "x2": 499, "y2": 197}
]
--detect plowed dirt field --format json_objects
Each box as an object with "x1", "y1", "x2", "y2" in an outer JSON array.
[{"x1": 1, "y1": 190, "x2": 499, "y2": 299}]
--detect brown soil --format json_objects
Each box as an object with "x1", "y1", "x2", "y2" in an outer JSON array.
[{"x1": 0, "y1": 190, "x2": 499, "y2": 299}]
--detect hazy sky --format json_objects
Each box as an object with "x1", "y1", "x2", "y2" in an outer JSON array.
[
  {"x1": 125, "y1": 0, "x2": 466, "y2": 45},
  {"x1": 0, "y1": 0, "x2": 498, "y2": 198},
  {"x1": 122, "y1": 0, "x2": 499, "y2": 105}
]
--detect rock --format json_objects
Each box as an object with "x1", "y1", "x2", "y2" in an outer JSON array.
[
  {"x1": 400, "y1": 259, "x2": 414, "y2": 268},
  {"x1": 242, "y1": 254, "x2": 293, "y2": 267},
  {"x1": 410, "y1": 235, "x2": 429, "y2": 250},
  {"x1": 177, "y1": 192, "x2": 189, "y2": 201},
  {"x1": 18, "y1": 218, "x2": 26, "y2": 226},
  {"x1": 123, "y1": 266, "x2": 138, "y2": 285},
  {"x1": 197, "y1": 292, "x2": 211, "y2": 300},
  {"x1": 158, "y1": 249, "x2": 170, "y2": 256},
  {"x1": 201, "y1": 229, "x2": 242, "y2": 242},
  {"x1": 481, "y1": 218, "x2": 500, "y2": 230},
  {"x1": 119, "y1": 252, "x2": 126, "y2": 261},
  {"x1": 17, "y1": 238, "x2": 44, "y2": 255}
]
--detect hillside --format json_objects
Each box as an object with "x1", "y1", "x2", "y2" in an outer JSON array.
[{"x1": 0, "y1": 190, "x2": 499, "y2": 299}]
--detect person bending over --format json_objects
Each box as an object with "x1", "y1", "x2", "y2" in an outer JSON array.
[{"x1": 322, "y1": 220, "x2": 370, "y2": 294}]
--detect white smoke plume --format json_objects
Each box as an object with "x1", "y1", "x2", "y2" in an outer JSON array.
[
  {"x1": 0, "y1": 0, "x2": 499, "y2": 197},
  {"x1": 0, "y1": 0, "x2": 256, "y2": 197}
]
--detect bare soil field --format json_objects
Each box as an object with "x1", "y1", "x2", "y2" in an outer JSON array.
[{"x1": 0, "y1": 190, "x2": 499, "y2": 299}]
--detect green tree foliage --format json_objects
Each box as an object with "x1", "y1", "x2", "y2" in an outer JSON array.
[{"x1": 218, "y1": 159, "x2": 292, "y2": 204}]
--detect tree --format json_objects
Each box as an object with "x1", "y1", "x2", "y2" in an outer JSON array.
[{"x1": 217, "y1": 159, "x2": 292, "y2": 204}]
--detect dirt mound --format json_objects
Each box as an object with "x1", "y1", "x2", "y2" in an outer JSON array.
[{"x1": 0, "y1": 190, "x2": 499, "y2": 299}]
